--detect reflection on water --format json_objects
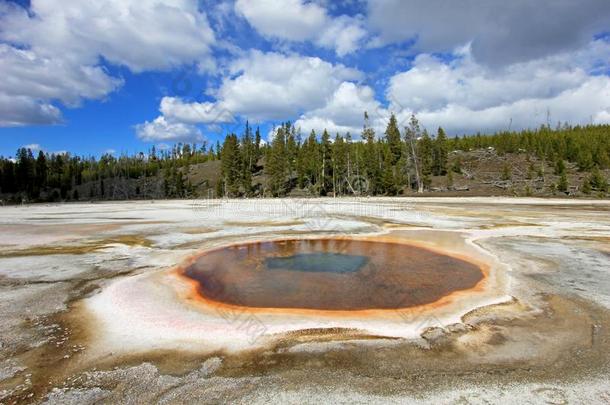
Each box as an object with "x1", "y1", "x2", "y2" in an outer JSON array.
[{"x1": 184, "y1": 239, "x2": 484, "y2": 311}]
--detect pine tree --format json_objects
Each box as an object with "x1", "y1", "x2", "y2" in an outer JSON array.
[
  {"x1": 332, "y1": 134, "x2": 348, "y2": 195},
  {"x1": 216, "y1": 140, "x2": 222, "y2": 160},
  {"x1": 381, "y1": 146, "x2": 398, "y2": 195},
  {"x1": 554, "y1": 158, "x2": 566, "y2": 175},
  {"x1": 577, "y1": 149, "x2": 594, "y2": 171},
  {"x1": 558, "y1": 172, "x2": 569, "y2": 192},
  {"x1": 241, "y1": 122, "x2": 255, "y2": 195},
  {"x1": 215, "y1": 178, "x2": 223, "y2": 198},
  {"x1": 16, "y1": 148, "x2": 35, "y2": 198},
  {"x1": 451, "y1": 157, "x2": 462, "y2": 174},
  {"x1": 446, "y1": 170, "x2": 454, "y2": 188},
  {"x1": 285, "y1": 122, "x2": 298, "y2": 180},
  {"x1": 418, "y1": 129, "x2": 434, "y2": 189},
  {"x1": 220, "y1": 134, "x2": 241, "y2": 197},
  {"x1": 362, "y1": 112, "x2": 380, "y2": 194},
  {"x1": 302, "y1": 130, "x2": 320, "y2": 192},
  {"x1": 34, "y1": 150, "x2": 47, "y2": 198},
  {"x1": 588, "y1": 166, "x2": 608, "y2": 192},
  {"x1": 582, "y1": 178, "x2": 592, "y2": 194},
  {"x1": 433, "y1": 127, "x2": 448, "y2": 176},
  {"x1": 384, "y1": 113, "x2": 402, "y2": 165},
  {"x1": 254, "y1": 127, "x2": 262, "y2": 163},
  {"x1": 265, "y1": 127, "x2": 288, "y2": 196},
  {"x1": 320, "y1": 129, "x2": 333, "y2": 196}
]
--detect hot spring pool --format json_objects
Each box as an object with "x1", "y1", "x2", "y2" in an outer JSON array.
[{"x1": 183, "y1": 238, "x2": 484, "y2": 311}]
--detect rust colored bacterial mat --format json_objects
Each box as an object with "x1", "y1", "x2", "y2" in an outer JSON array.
[{"x1": 182, "y1": 239, "x2": 484, "y2": 311}]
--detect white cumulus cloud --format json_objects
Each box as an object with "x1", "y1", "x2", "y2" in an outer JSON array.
[
  {"x1": 235, "y1": 0, "x2": 366, "y2": 56},
  {"x1": 0, "y1": 0, "x2": 216, "y2": 127},
  {"x1": 160, "y1": 97, "x2": 234, "y2": 124},
  {"x1": 135, "y1": 116, "x2": 203, "y2": 142},
  {"x1": 295, "y1": 82, "x2": 387, "y2": 136},
  {"x1": 386, "y1": 40, "x2": 610, "y2": 134},
  {"x1": 216, "y1": 50, "x2": 363, "y2": 121},
  {"x1": 138, "y1": 50, "x2": 365, "y2": 140},
  {"x1": 1, "y1": 0, "x2": 216, "y2": 72}
]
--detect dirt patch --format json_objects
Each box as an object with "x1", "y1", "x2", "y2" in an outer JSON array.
[
  {"x1": 222, "y1": 220, "x2": 306, "y2": 227},
  {"x1": 178, "y1": 227, "x2": 219, "y2": 235},
  {"x1": 0, "y1": 235, "x2": 154, "y2": 257}
]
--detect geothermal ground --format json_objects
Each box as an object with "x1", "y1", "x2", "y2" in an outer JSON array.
[{"x1": 0, "y1": 198, "x2": 609, "y2": 404}]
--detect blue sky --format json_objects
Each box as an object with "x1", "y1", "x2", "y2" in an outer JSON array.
[{"x1": 1, "y1": 0, "x2": 610, "y2": 157}]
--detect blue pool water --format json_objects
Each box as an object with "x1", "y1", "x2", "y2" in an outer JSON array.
[{"x1": 265, "y1": 253, "x2": 369, "y2": 274}]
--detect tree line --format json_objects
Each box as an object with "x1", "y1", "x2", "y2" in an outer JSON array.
[
  {"x1": 220, "y1": 114, "x2": 609, "y2": 197},
  {"x1": 1, "y1": 114, "x2": 608, "y2": 202},
  {"x1": 0, "y1": 143, "x2": 220, "y2": 202}
]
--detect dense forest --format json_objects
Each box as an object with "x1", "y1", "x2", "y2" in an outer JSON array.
[{"x1": 1, "y1": 113, "x2": 608, "y2": 203}]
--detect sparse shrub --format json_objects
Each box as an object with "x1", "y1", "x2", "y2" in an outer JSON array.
[
  {"x1": 582, "y1": 179, "x2": 592, "y2": 194},
  {"x1": 554, "y1": 159, "x2": 566, "y2": 175},
  {"x1": 527, "y1": 162, "x2": 535, "y2": 179},
  {"x1": 501, "y1": 164, "x2": 512, "y2": 181},
  {"x1": 451, "y1": 157, "x2": 462, "y2": 174},
  {"x1": 588, "y1": 167, "x2": 608, "y2": 192},
  {"x1": 557, "y1": 173, "x2": 569, "y2": 192}
]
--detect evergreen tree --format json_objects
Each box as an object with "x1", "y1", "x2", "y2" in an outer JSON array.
[
  {"x1": 241, "y1": 122, "x2": 255, "y2": 195},
  {"x1": 320, "y1": 129, "x2": 333, "y2": 196},
  {"x1": 301, "y1": 130, "x2": 320, "y2": 192},
  {"x1": 433, "y1": 127, "x2": 448, "y2": 176},
  {"x1": 332, "y1": 134, "x2": 348, "y2": 195},
  {"x1": 381, "y1": 146, "x2": 398, "y2": 195},
  {"x1": 451, "y1": 157, "x2": 462, "y2": 174},
  {"x1": 384, "y1": 113, "x2": 402, "y2": 165},
  {"x1": 418, "y1": 129, "x2": 434, "y2": 189},
  {"x1": 582, "y1": 178, "x2": 592, "y2": 194},
  {"x1": 555, "y1": 158, "x2": 566, "y2": 175},
  {"x1": 34, "y1": 150, "x2": 47, "y2": 198},
  {"x1": 362, "y1": 112, "x2": 380, "y2": 194},
  {"x1": 588, "y1": 167, "x2": 608, "y2": 192},
  {"x1": 254, "y1": 127, "x2": 262, "y2": 163},
  {"x1": 220, "y1": 134, "x2": 241, "y2": 197},
  {"x1": 558, "y1": 172, "x2": 569, "y2": 192},
  {"x1": 446, "y1": 170, "x2": 454, "y2": 188},
  {"x1": 16, "y1": 148, "x2": 35, "y2": 198},
  {"x1": 265, "y1": 127, "x2": 288, "y2": 196},
  {"x1": 285, "y1": 122, "x2": 298, "y2": 181}
]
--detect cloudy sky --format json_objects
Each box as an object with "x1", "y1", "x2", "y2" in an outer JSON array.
[{"x1": 1, "y1": 0, "x2": 609, "y2": 156}]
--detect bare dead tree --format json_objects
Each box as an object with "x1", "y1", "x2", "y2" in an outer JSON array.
[{"x1": 405, "y1": 115, "x2": 423, "y2": 193}]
